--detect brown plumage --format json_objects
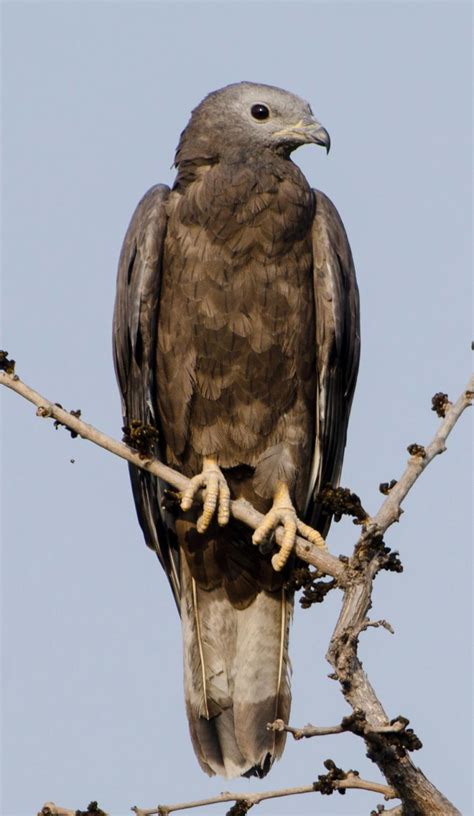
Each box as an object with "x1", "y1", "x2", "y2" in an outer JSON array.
[{"x1": 113, "y1": 82, "x2": 360, "y2": 778}]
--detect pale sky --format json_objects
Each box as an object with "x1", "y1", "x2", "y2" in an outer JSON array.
[{"x1": 2, "y1": 2, "x2": 472, "y2": 815}]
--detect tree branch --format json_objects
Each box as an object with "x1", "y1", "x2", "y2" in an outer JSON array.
[
  {"x1": 129, "y1": 772, "x2": 396, "y2": 815},
  {"x1": 267, "y1": 712, "x2": 406, "y2": 741},
  {"x1": 40, "y1": 806, "x2": 76, "y2": 816},
  {"x1": 268, "y1": 717, "x2": 345, "y2": 739},
  {"x1": 323, "y1": 377, "x2": 473, "y2": 814},
  {"x1": 0, "y1": 370, "x2": 344, "y2": 579},
  {"x1": 361, "y1": 375, "x2": 473, "y2": 541},
  {"x1": 39, "y1": 771, "x2": 395, "y2": 816}
]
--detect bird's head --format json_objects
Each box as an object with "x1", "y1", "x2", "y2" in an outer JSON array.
[{"x1": 174, "y1": 82, "x2": 330, "y2": 167}]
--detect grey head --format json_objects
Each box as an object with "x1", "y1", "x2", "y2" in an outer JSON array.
[{"x1": 174, "y1": 81, "x2": 330, "y2": 167}]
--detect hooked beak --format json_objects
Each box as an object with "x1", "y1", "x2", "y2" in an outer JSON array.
[
  {"x1": 303, "y1": 122, "x2": 331, "y2": 153},
  {"x1": 273, "y1": 118, "x2": 331, "y2": 153}
]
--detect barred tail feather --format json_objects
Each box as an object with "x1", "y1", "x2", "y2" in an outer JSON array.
[{"x1": 180, "y1": 554, "x2": 292, "y2": 778}]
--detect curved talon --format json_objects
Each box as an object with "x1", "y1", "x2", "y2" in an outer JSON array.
[
  {"x1": 252, "y1": 481, "x2": 328, "y2": 572},
  {"x1": 271, "y1": 514, "x2": 297, "y2": 571},
  {"x1": 252, "y1": 481, "x2": 299, "y2": 572},
  {"x1": 180, "y1": 459, "x2": 231, "y2": 533},
  {"x1": 217, "y1": 479, "x2": 231, "y2": 526},
  {"x1": 181, "y1": 473, "x2": 206, "y2": 512},
  {"x1": 252, "y1": 506, "x2": 291, "y2": 547},
  {"x1": 297, "y1": 520, "x2": 327, "y2": 550},
  {"x1": 252, "y1": 504, "x2": 297, "y2": 572}
]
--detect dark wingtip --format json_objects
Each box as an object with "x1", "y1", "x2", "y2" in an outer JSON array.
[{"x1": 242, "y1": 752, "x2": 273, "y2": 779}]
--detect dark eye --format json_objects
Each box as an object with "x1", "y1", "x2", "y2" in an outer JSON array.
[{"x1": 251, "y1": 103, "x2": 270, "y2": 121}]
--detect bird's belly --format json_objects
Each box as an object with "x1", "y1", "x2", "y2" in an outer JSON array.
[{"x1": 157, "y1": 234, "x2": 316, "y2": 473}]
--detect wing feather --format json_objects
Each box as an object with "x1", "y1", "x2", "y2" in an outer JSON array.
[
  {"x1": 113, "y1": 184, "x2": 180, "y2": 604},
  {"x1": 306, "y1": 190, "x2": 360, "y2": 532}
]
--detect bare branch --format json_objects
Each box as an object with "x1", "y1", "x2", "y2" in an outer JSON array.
[
  {"x1": 267, "y1": 713, "x2": 407, "y2": 741},
  {"x1": 39, "y1": 805, "x2": 107, "y2": 816},
  {"x1": 355, "y1": 618, "x2": 395, "y2": 636},
  {"x1": 323, "y1": 378, "x2": 474, "y2": 814},
  {"x1": 267, "y1": 717, "x2": 345, "y2": 739},
  {"x1": 0, "y1": 370, "x2": 344, "y2": 580},
  {"x1": 361, "y1": 375, "x2": 474, "y2": 542},
  {"x1": 131, "y1": 772, "x2": 396, "y2": 815},
  {"x1": 39, "y1": 805, "x2": 77, "y2": 816}
]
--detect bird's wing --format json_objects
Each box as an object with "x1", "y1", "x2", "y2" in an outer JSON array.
[
  {"x1": 306, "y1": 190, "x2": 361, "y2": 533},
  {"x1": 113, "y1": 184, "x2": 180, "y2": 605}
]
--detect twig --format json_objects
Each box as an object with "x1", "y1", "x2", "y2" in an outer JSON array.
[
  {"x1": 267, "y1": 714, "x2": 406, "y2": 741},
  {"x1": 0, "y1": 371, "x2": 344, "y2": 580},
  {"x1": 131, "y1": 774, "x2": 396, "y2": 815},
  {"x1": 268, "y1": 718, "x2": 345, "y2": 739},
  {"x1": 39, "y1": 802, "x2": 107, "y2": 816},
  {"x1": 360, "y1": 374, "x2": 474, "y2": 543},
  {"x1": 355, "y1": 618, "x2": 395, "y2": 636},
  {"x1": 39, "y1": 806, "x2": 76, "y2": 816}
]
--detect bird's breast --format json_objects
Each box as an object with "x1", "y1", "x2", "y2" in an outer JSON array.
[
  {"x1": 162, "y1": 162, "x2": 315, "y2": 353},
  {"x1": 168, "y1": 159, "x2": 315, "y2": 256},
  {"x1": 157, "y1": 160, "x2": 316, "y2": 466}
]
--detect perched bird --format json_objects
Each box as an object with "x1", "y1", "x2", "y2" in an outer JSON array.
[{"x1": 113, "y1": 82, "x2": 360, "y2": 778}]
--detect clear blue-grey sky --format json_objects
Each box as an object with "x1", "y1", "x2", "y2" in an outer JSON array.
[{"x1": 2, "y1": 2, "x2": 472, "y2": 815}]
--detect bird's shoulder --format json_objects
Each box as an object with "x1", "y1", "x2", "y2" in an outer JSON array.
[{"x1": 311, "y1": 189, "x2": 354, "y2": 269}]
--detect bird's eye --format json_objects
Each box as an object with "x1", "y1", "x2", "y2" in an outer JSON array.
[{"x1": 251, "y1": 104, "x2": 270, "y2": 121}]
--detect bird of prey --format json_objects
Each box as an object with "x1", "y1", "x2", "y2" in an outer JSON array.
[{"x1": 113, "y1": 82, "x2": 360, "y2": 779}]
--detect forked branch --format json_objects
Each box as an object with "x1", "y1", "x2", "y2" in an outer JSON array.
[{"x1": 321, "y1": 378, "x2": 473, "y2": 814}]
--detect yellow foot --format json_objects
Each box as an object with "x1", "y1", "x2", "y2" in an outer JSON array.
[
  {"x1": 252, "y1": 481, "x2": 327, "y2": 571},
  {"x1": 180, "y1": 457, "x2": 231, "y2": 533}
]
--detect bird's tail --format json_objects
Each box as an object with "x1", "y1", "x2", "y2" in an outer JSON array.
[{"x1": 178, "y1": 518, "x2": 292, "y2": 778}]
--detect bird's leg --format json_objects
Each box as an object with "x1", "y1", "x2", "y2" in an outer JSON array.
[
  {"x1": 252, "y1": 481, "x2": 327, "y2": 571},
  {"x1": 180, "y1": 456, "x2": 231, "y2": 533}
]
